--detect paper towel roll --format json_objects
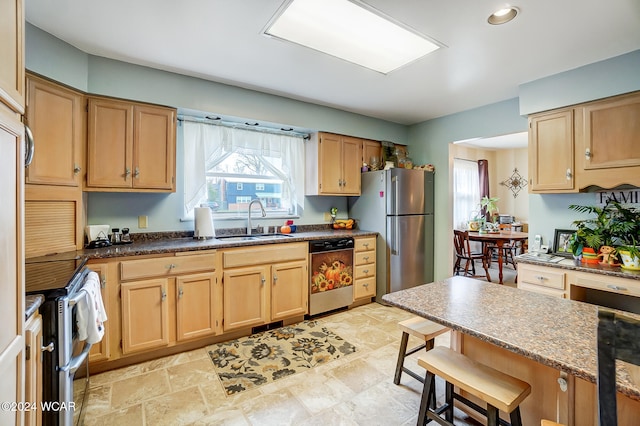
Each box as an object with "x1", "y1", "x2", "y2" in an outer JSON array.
[{"x1": 194, "y1": 207, "x2": 215, "y2": 239}]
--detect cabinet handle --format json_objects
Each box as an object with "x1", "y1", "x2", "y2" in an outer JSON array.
[
  {"x1": 585, "y1": 148, "x2": 592, "y2": 160},
  {"x1": 41, "y1": 342, "x2": 55, "y2": 353},
  {"x1": 73, "y1": 164, "x2": 81, "y2": 174},
  {"x1": 273, "y1": 274, "x2": 278, "y2": 284},
  {"x1": 363, "y1": 256, "x2": 369, "y2": 261},
  {"x1": 363, "y1": 243, "x2": 369, "y2": 248},
  {"x1": 261, "y1": 275, "x2": 266, "y2": 285},
  {"x1": 134, "y1": 167, "x2": 140, "y2": 178},
  {"x1": 535, "y1": 275, "x2": 547, "y2": 281},
  {"x1": 565, "y1": 169, "x2": 572, "y2": 180},
  {"x1": 363, "y1": 283, "x2": 369, "y2": 288},
  {"x1": 166, "y1": 264, "x2": 176, "y2": 270},
  {"x1": 125, "y1": 167, "x2": 131, "y2": 178},
  {"x1": 161, "y1": 290, "x2": 167, "y2": 301},
  {"x1": 338, "y1": 179, "x2": 343, "y2": 187},
  {"x1": 558, "y1": 376, "x2": 568, "y2": 393},
  {"x1": 363, "y1": 269, "x2": 369, "y2": 274},
  {"x1": 100, "y1": 275, "x2": 106, "y2": 289},
  {"x1": 178, "y1": 287, "x2": 184, "y2": 299},
  {"x1": 607, "y1": 284, "x2": 628, "y2": 292}
]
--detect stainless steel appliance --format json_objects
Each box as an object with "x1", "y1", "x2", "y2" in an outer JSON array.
[
  {"x1": 348, "y1": 168, "x2": 434, "y2": 302},
  {"x1": 308, "y1": 237, "x2": 354, "y2": 316},
  {"x1": 25, "y1": 255, "x2": 93, "y2": 426}
]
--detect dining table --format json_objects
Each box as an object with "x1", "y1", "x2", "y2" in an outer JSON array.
[
  {"x1": 382, "y1": 276, "x2": 640, "y2": 425},
  {"x1": 467, "y1": 229, "x2": 529, "y2": 284}
]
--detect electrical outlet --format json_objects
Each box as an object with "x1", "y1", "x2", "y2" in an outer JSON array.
[
  {"x1": 323, "y1": 212, "x2": 331, "y2": 222},
  {"x1": 138, "y1": 215, "x2": 148, "y2": 229}
]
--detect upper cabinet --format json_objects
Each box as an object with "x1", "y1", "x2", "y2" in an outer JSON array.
[
  {"x1": 306, "y1": 132, "x2": 362, "y2": 195},
  {"x1": 86, "y1": 97, "x2": 176, "y2": 192},
  {"x1": 0, "y1": 0, "x2": 25, "y2": 114},
  {"x1": 575, "y1": 92, "x2": 640, "y2": 189},
  {"x1": 528, "y1": 108, "x2": 575, "y2": 192},
  {"x1": 25, "y1": 74, "x2": 84, "y2": 187},
  {"x1": 528, "y1": 91, "x2": 640, "y2": 193},
  {"x1": 362, "y1": 139, "x2": 382, "y2": 168}
]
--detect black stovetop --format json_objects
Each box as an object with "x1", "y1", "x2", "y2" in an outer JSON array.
[{"x1": 25, "y1": 253, "x2": 88, "y2": 296}]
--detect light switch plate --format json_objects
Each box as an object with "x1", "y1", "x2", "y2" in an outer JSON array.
[{"x1": 138, "y1": 215, "x2": 148, "y2": 229}]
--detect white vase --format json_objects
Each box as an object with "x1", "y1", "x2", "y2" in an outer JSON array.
[{"x1": 619, "y1": 249, "x2": 640, "y2": 270}]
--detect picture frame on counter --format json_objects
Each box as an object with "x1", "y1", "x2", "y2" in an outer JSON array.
[{"x1": 553, "y1": 229, "x2": 575, "y2": 257}]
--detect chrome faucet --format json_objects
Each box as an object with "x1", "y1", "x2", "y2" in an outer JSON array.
[{"x1": 247, "y1": 199, "x2": 266, "y2": 235}]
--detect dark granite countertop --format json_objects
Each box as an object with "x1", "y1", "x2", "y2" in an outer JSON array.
[
  {"x1": 517, "y1": 256, "x2": 640, "y2": 281},
  {"x1": 27, "y1": 226, "x2": 377, "y2": 262},
  {"x1": 382, "y1": 276, "x2": 640, "y2": 401},
  {"x1": 25, "y1": 294, "x2": 44, "y2": 320}
]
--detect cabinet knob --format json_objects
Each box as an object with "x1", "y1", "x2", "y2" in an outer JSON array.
[
  {"x1": 363, "y1": 283, "x2": 369, "y2": 288},
  {"x1": 134, "y1": 167, "x2": 140, "y2": 178},
  {"x1": 363, "y1": 256, "x2": 369, "y2": 261},
  {"x1": 273, "y1": 274, "x2": 278, "y2": 284},
  {"x1": 100, "y1": 275, "x2": 106, "y2": 289},
  {"x1": 41, "y1": 342, "x2": 55, "y2": 353},
  {"x1": 558, "y1": 376, "x2": 568, "y2": 392},
  {"x1": 161, "y1": 290, "x2": 167, "y2": 301},
  {"x1": 178, "y1": 287, "x2": 184, "y2": 298},
  {"x1": 363, "y1": 243, "x2": 369, "y2": 248},
  {"x1": 363, "y1": 269, "x2": 369, "y2": 274},
  {"x1": 166, "y1": 264, "x2": 176, "y2": 270},
  {"x1": 565, "y1": 169, "x2": 572, "y2": 180},
  {"x1": 73, "y1": 164, "x2": 81, "y2": 174},
  {"x1": 535, "y1": 275, "x2": 547, "y2": 281},
  {"x1": 585, "y1": 148, "x2": 592, "y2": 160},
  {"x1": 261, "y1": 275, "x2": 266, "y2": 285},
  {"x1": 125, "y1": 167, "x2": 131, "y2": 178}
]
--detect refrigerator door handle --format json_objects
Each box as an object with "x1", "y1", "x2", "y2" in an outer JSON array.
[
  {"x1": 392, "y1": 175, "x2": 398, "y2": 216},
  {"x1": 391, "y1": 216, "x2": 398, "y2": 255}
]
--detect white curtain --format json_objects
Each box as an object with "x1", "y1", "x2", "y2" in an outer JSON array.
[
  {"x1": 453, "y1": 158, "x2": 480, "y2": 230},
  {"x1": 183, "y1": 121, "x2": 305, "y2": 214}
]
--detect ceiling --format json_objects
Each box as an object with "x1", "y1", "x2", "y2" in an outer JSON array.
[{"x1": 25, "y1": 0, "x2": 640, "y2": 126}]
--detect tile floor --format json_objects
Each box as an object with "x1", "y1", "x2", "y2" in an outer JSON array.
[{"x1": 82, "y1": 302, "x2": 485, "y2": 426}]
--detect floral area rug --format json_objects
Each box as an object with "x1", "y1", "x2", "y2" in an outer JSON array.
[{"x1": 207, "y1": 320, "x2": 356, "y2": 395}]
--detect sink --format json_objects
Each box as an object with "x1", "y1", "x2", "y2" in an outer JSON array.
[
  {"x1": 215, "y1": 233, "x2": 294, "y2": 242},
  {"x1": 215, "y1": 235, "x2": 257, "y2": 241}
]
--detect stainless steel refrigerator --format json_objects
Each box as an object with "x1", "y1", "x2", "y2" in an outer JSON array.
[{"x1": 348, "y1": 168, "x2": 434, "y2": 303}]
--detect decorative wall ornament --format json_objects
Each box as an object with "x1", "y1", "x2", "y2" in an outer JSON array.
[{"x1": 500, "y1": 168, "x2": 527, "y2": 198}]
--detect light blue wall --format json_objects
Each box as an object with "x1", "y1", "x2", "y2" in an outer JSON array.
[
  {"x1": 519, "y1": 50, "x2": 640, "y2": 115},
  {"x1": 406, "y1": 99, "x2": 529, "y2": 279},
  {"x1": 25, "y1": 24, "x2": 407, "y2": 233}
]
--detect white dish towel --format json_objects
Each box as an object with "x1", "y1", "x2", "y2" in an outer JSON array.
[{"x1": 76, "y1": 271, "x2": 108, "y2": 344}]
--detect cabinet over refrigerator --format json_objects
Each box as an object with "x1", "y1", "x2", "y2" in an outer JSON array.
[{"x1": 348, "y1": 168, "x2": 434, "y2": 303}]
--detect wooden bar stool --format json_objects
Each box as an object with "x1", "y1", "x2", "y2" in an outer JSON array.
[
  {"x1": 393, "y1": 316, "x2": 449, "y2": 385},
  {"x1": 417, "y1": 346, "x2": 531, "y2": 426}
]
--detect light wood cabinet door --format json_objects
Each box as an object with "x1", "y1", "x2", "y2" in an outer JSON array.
[
  {"x1": 26, "y1": 74, "x2": 84, "y2": 186},
  {"x1": 528, "y1": 109, "x2": 575, "y2": 192},
  {"x1": 362, "y1": 139, "x2": 382, "y2": 167},
  {"x1": 176, "y1": 273, "x2": 217, "y2": 341},
  {"x1": 341, "y1": 135, "x2": 362, "y2": 195},
  {"x1": 133, "y1": 104, "x2": 175, "y2": 190},
  {"x1": 318, "y1": 133, "x2": 345, "y2": 194},
  {"x1": 580, "y1": 92, "x2": 640, "y2": 170},
  {"x1": 271, "y1": 260, "x2": 308, "y2": 321},
  {"x1": 87, "y1": 97, "x2": 176, "y2": 192},
  {"x1": 24, "y1": 312, "x2": 42, "y2": 426},
  {"x1": 222, "y1": 266, "x2": 269, "y2": 332},
  {"x1": 87, "y1": 97, "x2": 133, "y2": 189},
  {"x1": 0, "y1": 0, "x2": 25, "y2": 114},
  {"x1": 353, "y1": 236, "x2": 376, "y2": 301},
  {"x1": 121, "y1": 279, "x2": 170, "y2": 354},
  {"x1": 86, "y1": 263, "x2": 110, "y2": 362},
  {"x1": 0, "y1": 106, "x2": 24, "y2": 426}
]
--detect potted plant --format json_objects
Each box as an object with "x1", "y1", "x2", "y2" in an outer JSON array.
[
  {"x1": 618, "y1": 238, "x2": 640, "y2": 270},
  {"x1": 480, "y1": 196, "x2": 500, "y2": 232},
  {"x1": 569, "y1": 200, "x2": 640, "y2": 267}
]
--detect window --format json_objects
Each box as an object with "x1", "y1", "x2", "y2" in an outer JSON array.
[
  {"x1": 183, "y1": 121, "x2": 305, "y2": 219},
  {"x1": 453, "y1": 158, "x2": 480, "y2": 230}
]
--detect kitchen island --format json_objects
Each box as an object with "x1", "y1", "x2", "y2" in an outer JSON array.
[{"x1": 382, "y1": 276, "x2": 640, "y2": 425}]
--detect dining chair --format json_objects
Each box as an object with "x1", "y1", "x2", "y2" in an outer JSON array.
[
  {"x1": 485, "y1": 223, "x2": 519, "y2": 269},
  {"x1": 453, "y1": 230, "x2": 491, "y2": 282},
  {"x1": 597, "y1": 308, "x2": 640, "y2": 426}
]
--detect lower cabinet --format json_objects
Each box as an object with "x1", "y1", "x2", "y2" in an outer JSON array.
[
  {"x1": 119, "y1": 252, "x2": 219, "y2": 355},
  {"x1": 353, "y1": 236, "x2": 376, "y2": 301},
  {"x1": 517, "y1": 263, "x2": 567, "y2": 298},
  {"x1": 86, "y1": 262, "x2": 110, "y2": 362},
  {"x1": 221, "y1": 242, "x2": 308, "y2": 332},
  {"x1": 24, "y1": 312, "x2": 42, "y2": 426}
]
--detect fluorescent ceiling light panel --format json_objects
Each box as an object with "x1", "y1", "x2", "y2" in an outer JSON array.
[{"x1": 265, "y1": 0, "x2": 442, "y2": 74}]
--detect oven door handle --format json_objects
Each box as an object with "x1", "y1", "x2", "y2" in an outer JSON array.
[
  {"x1": 58, "y1": 341, "x2": 92, "y2": 375},
  {"x1": 68, "y1": 288, "x2": 88, "y2": 307}
]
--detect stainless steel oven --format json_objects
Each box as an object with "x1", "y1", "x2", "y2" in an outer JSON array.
[
  {"x1": 26, "y1": 255, "x2": 92, "y2": 426},
  {"x1": 309, "y1": 237, "x2": 354, "y2": 316}
]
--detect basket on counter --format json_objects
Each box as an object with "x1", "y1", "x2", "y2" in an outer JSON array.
[{"x1": 332, "y1": 219, "x2": 356, "y2": 230}]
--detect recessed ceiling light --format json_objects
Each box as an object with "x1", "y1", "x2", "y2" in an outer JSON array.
[
  {"x1": 488, "y1": 6, "x2": 519, "y2": 25},
  {"x1": 264, "y1": 0, "x2": 443, "y2": 74}
]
